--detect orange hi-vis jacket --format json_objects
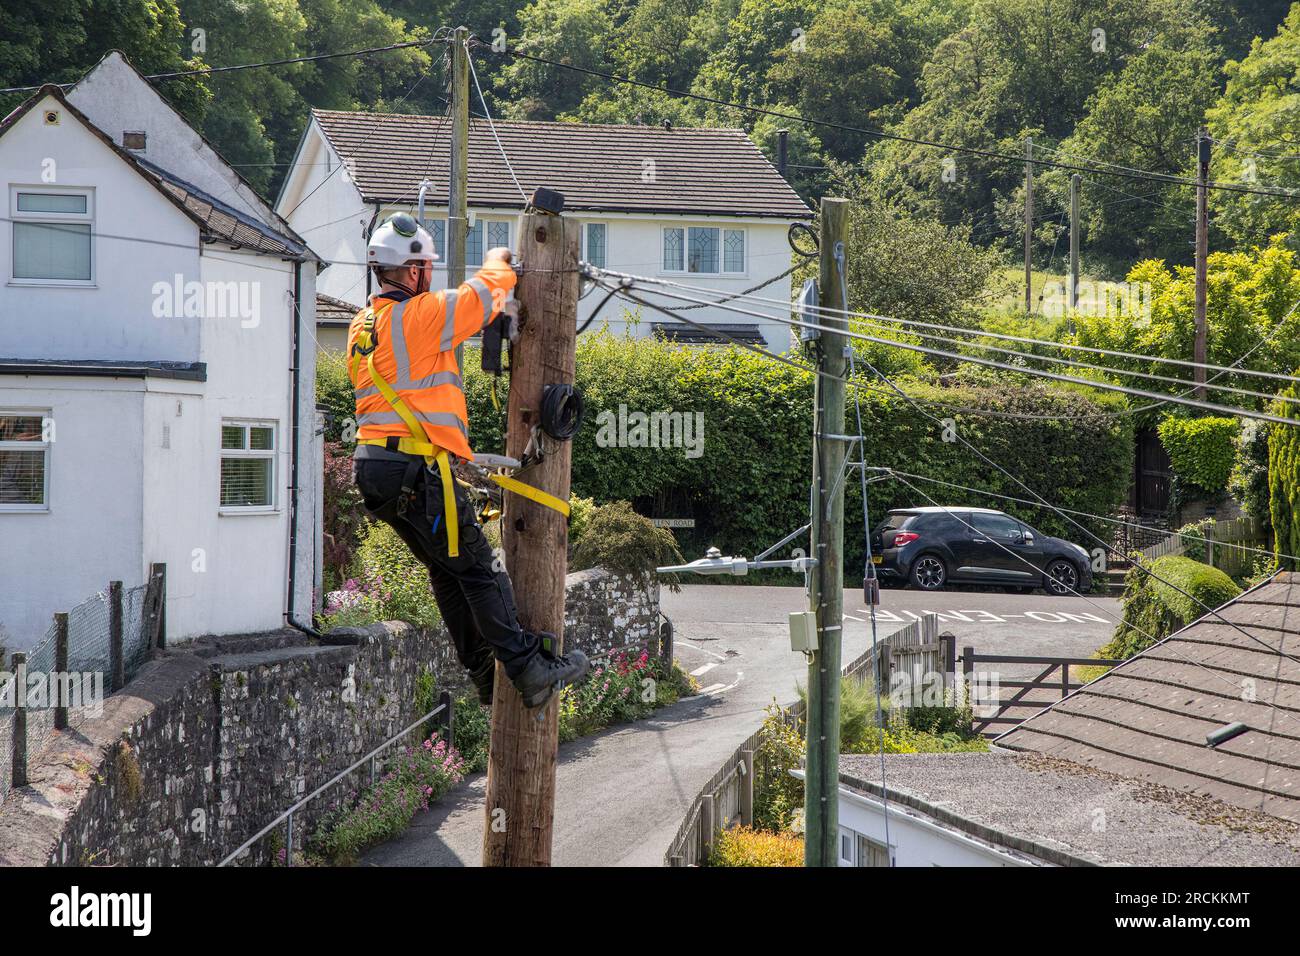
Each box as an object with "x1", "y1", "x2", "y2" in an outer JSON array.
[{"x1": 348, "y1": 259, "x2": 517, "y2": 460}]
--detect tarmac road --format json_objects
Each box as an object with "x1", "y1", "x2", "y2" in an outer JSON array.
[{"x1": 361, "y1": 582, "x2": 1120, "y2": 867}]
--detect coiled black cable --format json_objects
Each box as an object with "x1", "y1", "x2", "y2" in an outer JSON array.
[{"x1": 541, "y1": 383, "x2": 585, "y2": 440}]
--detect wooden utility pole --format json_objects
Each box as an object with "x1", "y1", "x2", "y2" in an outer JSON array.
[
  {"x1": 448, "y1": 25, "x2": 470, "y2": 367},
  {"x1": 482, "y1": 212, "x2": 580, "y2": 867},
  {"x1": 804, "y1": 196, "x2": 849, "y2": 868},
  {"x1": 1194, "y1": 126, "x2": 1210, "y2": 399},
  {"x1": 777, "y1": 129, "x2": 789, "y2": 180},
  {"x1": 1024, "y1": 136, "x2": 1034, "y2": 315},
  {"x1": 1069, "y1": 173, "x2": 1081, "y2": 312}
]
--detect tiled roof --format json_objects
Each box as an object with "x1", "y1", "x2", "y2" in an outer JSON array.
[
  {"x1": 312, "y1": 110, "x2": 810, "y2": 219},
  {"x1": 997, "y1": 571, "x2": 1300, "y2": 823},
  {"x1": 317, "y1": 293, "x2": 359, "y2": 326},
  {"x1": 146, "y1": 163, "x2": 308, "y2": 259}
]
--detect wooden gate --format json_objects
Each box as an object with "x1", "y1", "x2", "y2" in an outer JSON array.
[{"x1": 961, "y1": 649, "x2": 1124, "y2": 738}]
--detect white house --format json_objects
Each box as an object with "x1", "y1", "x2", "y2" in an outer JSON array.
[
  {"x1": 275, "y1": 111, "x2": 811, "y2": 354},
  {"x1": 0, "y1": 52, "x2": 322, "y2": 651}
]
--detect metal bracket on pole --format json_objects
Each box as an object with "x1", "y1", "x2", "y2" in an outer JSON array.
[{"x1": 656, "y1": 545, "x2": 817, "y2": 577}]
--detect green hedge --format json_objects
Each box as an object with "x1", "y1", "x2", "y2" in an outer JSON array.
[
  {"x1": 1102, "y1": 555, "x2": 1241, "y2": 660},
  {"x1": 320, "y1": 333, "x2": 1136, "y2": 577},
  {"x1": 1157, "y1": 415, "x2": 1240, "y2": 495},
  {"x1": 1270, "y1": 380, "x2": 1300, "y2": 569},
  {"x1": 467, "y1": 334, "x2": 1134, "y2": 574}
]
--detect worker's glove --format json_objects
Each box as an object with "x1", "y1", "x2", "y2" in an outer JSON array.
[{"x1": 500, "y1": 291, "x2": 521, "y2": 341}]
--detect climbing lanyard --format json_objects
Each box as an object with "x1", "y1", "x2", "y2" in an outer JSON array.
[{"x1": 351, "y1": 301, "x2": 570, "y2": 558}]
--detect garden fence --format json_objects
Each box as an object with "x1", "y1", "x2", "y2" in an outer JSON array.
[
  {"x1": 0, "y1": 564, "x2": 166, "y2": 808},
  {"x1": 1138, "y1": 515, "x2": 1267, "y2": 577}
]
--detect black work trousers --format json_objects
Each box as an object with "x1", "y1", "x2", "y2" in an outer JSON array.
[{"x1": 353, "y1": 456, "x2": 536, "y2": 679}]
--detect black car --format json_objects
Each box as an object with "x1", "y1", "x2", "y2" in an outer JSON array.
[{"x1": 870, "y1": 507, "x2": 1094, "y2": 595}]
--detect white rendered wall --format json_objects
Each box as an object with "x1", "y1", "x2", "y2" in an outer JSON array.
[
  {"x1": 837, "y1": 786, "x2": 1041, "y2": 867},
  {"x1": 0, "y1": 379, "x2": 145, "y2": 649},
  {"x1": 0, "y1": 93, "x2": 201, "y2": 364}
]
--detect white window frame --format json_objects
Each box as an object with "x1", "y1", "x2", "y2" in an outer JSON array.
[
  {"x1": 467, "y1": 217, "x2": 512, "y2": 267},
  {"x1": 8, "y1": 185, "x2": 95, "y2": 286},
  {"x1": 219, "y1": 419, "x2": 278, "y2": 515},
  {"x1": 838, "y1": 826, "x2": 891, "y2": 867},
  {"x1": 0, "y1": 408, "x2": 52, "y2": 513},
  {"x1": 582, "y1": 221, "x2": 609, "y2": 268},
  {"x1": 659, "y1": 224, "x2": 746, "y2": 276}
]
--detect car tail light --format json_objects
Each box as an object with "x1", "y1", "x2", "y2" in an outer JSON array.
[{"x1": 892, "y1": 531, "x2": 919, "y2": 546}]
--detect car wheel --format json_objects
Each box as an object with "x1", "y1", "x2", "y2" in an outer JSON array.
[
  {"x1": 910, "y1": 554, "x2": 947, "y2": 591},
  {"x1": 1044, "y1": 559, "x2": 1080, "y2": 596}
]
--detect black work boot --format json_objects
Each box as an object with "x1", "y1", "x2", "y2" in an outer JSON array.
[
  {"x1": 511, "y1": 638, "x2": 591, "y2": 709},
  {"x1": 470, "y1": 654, "x2": 497, "y2": 707}
]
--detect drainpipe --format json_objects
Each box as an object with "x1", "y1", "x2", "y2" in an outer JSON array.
[
  {"x1": 364, "y1": 203, "x2": 381, "y2": 300},
  {"x1": 286, "y1": 258, "x2": 322, "y2": 639}
]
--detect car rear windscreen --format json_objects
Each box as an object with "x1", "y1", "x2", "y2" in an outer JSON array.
[{"x1": 878, "y1": 512, "x2": 915, "y2": 532}]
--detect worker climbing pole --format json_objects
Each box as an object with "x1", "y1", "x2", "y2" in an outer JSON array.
[{"x1": 481, "y1": 206, "x2": 582, "y2": 867}]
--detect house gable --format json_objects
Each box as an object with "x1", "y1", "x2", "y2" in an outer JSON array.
[
  {"x1": 68, "y1": 51, "x2": 312, "y2": 255},
  {"x1": 0, "y1": 87, "x2": 204, "y2": 363}
]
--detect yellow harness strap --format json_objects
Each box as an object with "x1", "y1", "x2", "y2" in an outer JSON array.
[
  {"x1": 352, "y1": 306, "x2": 459, "y2": 557},
  {"x1": 487, "y1": 473, "x2": 571, "y2": 518},
  {"x1": 351, "y1": 303, "x2": 570, "y2": 556}
]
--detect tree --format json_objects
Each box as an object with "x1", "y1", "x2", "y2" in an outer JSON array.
[
  {"x1": 865, "y1": 0, "x2": 1217, "y2": 257},
  {"x1": 1037, "y1": 30, "x2": 1222, "y2": 268},
  {"x1": 793, "y1": 169, "x2": 1005, "y2": 377},
  {"x1": 1070, "y1": 236, "x2": 1300, "y2": 425},
  {"x1": 1206, "y1": 6, "x2": 1300, "y2": 251},
  {"x1": 1269, "y1": 377, "x2": 1300, "y2": 569},
  {"x1": 0, "y1": 0, "x2": 208, "y2": 120},
  {"x1": 174, "y1": 0, "x2": 428, "y2": 195},
  {"x1": 495, "y1": 0, "x2": 615, "y2": 120}
]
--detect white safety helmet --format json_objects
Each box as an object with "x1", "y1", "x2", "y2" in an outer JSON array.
[{"x1": 367, "y1": 213, "x2": 439, "y2": 268}]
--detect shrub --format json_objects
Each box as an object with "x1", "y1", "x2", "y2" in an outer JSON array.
[
  {"x1": 311, "y1": 735, "x2": 464, "y2": 865},
  {"x1": 794, "y1": 673, "x2": 985, "y2": 754},
  {"x1": 558, "y1": 648, "x2": 658, "y2": 742},
  {"x1": 316, "y1": 349, "x2": 357, "y2": 446},
  {"x1": 452, "y1": 696, "x2": 491, "y2": 774},
  {"x1": 569, "y1": 501, "x2": 686, "y2": 591},
  {"x1": 322, "y1": 441, "x2": 367, "y2": 592},
  {"x1": 1158, "y1": 416, "x2": 1240, "y2": 496},
  {"x1": 752, "y1": 704, "x2": 805, "y2": 833},
  {"x1": 1102, "y1": 555, "x2": 1242, "y2": 660},
  {"x1": 1230, "y1": 418, "x2": 1272, "y2": 526},
  {"x1": 797, "y1": 674, "x2": 885, "y2": 752},
  {"x1": 567, "y1": 495, "x2": 596, "y2": 550},
  {"x1": 1175, "y1": 518, "x2": 1216, "y2": 563},
  {"x1": 709, "y1": 826, "x2": 804, "y2": 867},
  {"x1": 322, "y1": 520, "x2": 441, "y2": 631}
]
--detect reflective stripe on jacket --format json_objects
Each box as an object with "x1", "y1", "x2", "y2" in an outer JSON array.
[{"x1": 348, "y1": 260, "x2": 516, "y2": 459}]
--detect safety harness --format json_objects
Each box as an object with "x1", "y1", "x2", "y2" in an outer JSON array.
[{"x1": 351, "y1": 300, "x2": 570, "y2": 558}]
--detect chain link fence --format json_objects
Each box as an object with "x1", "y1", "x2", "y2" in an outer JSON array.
[{"x1": 1, "y1": 567, "x2": 164, "y2": 808}]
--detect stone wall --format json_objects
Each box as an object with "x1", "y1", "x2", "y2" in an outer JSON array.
[{"x1": 0, "y1": 568, "x2": 660, "y2": 867}]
